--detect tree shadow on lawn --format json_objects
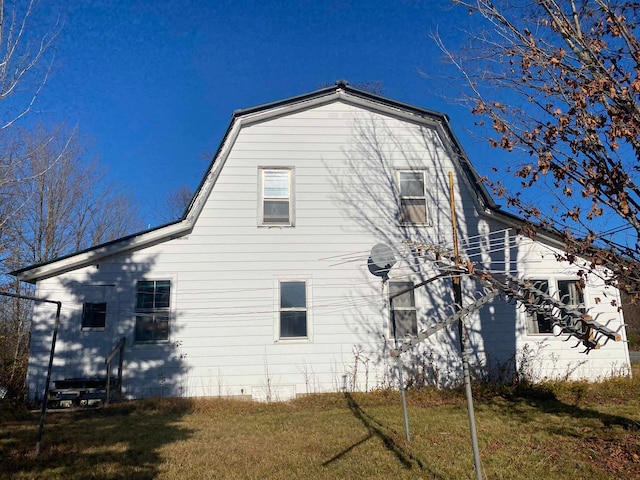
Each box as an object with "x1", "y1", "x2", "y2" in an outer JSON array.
[
  {"x1": 323, "y1": 392, "x2": 447, "y2": 479},
  {"x1": 1, "y1": 399, "x2": 195, "y2": 479},
  {"x1": 488, "y1": 385, "x2": 640, "y2": 435},
  {"x1": 488, "y1": 387, "x2": 640, "y2": 477}
]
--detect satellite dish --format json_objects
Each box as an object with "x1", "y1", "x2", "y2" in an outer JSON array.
[{"x1": 368, "y1": 244, "x2": 396, "y2": 279}]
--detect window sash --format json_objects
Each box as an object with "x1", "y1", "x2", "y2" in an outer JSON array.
[
  {"x1": 279, "y1": 281, "x2": 307, "y2": 338},
  {"x1": 263, "y1": 170, "x2": 290, "y2": 197},
  {"x1": 262, "y1": 169, "x2": 291, "y2": 225},
  {"x1": 398, "y1": 171, "x2": 427, "y2": 224},
  {"x1": 281, "y1": 281, "x2": 306, "y2": 308},
  {"x1": 527, "y1": 312, "x2": 553, "y2": 334},
  {"x1": 557, "y1": 280, "x2": 585, "y2": 310},
  {"x1": 280, "y1": 310, "x2": 307, "y2": 338},
  {"x1": 399, "y1": 171, "x2": 425, "y2": 197},
  {"x1": 135, "y1": 280, "x2": 171, "y2": 342},
  {"x1": 82, "y1": 302, "x2": 107, "y2": 329},
  {"x1": 135, "y1": 313, "x2": 170, "y2": 342},
  {"x1": 263, "y1": 199, "x2": 290, "y2": 224},
  {"x1": 524, "y1": 279, "x2": 552, "y2": 334},
  {"x1": 525, "y1": 279, "x2": 585, "y2": 334},
  {"x1": 136, "y1": 280, "x2": 170, "y2": 309},
  {"x1": 390, "y1": 281, "x2": 417, "y2": 337}
]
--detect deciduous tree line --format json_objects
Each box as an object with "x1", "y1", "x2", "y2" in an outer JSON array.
[{"x1": 0, "y1": 1, "x2": 142, "y2": 399}]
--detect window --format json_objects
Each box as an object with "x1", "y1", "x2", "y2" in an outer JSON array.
[
  {"x1": 390, "y1": 281, "x2": 417, "y2": 337},
  {"x1": 279, "y1": 281, "x2": 307, "y2": 338},
  {"x1": 558, "y1": 279, "x2": 587, "y2": 336},
  {"x1": 82, "y1": 302, "x2": 106, "y2": 329},
  {"x1": 525, "y1": 280, "x2": 552, "y2": 334},
  {"x1": 525, "y1": 279, "x2": 585, "y2": 335},
  {"x1": 260, "y1": 168, "x2": 293, "y2": 225},
  {"x1": 135, "y1": 280, "x2": 170, "y2": 342},
  {"x1": 557, "y1": 279, "x2": 585, "y2": 312},
  {"x1": 398, "y1": 170, "x2": 427, "y2": 224}
]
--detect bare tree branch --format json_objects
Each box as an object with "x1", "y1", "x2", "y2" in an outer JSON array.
[{"x1": 441, "y1": 0, "x2": 640, "y2": 291}]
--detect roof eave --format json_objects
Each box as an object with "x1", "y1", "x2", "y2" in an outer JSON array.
[
  {"x1": 480, "y1": 205, "x2": 566, "y2": 249},
  {"x1": 11, "y1": 220, "x2": 192, "y2": 283}
]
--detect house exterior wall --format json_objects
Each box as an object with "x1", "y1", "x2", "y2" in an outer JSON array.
[
  {"x1": 514, "y1": 238, "x2": 629, "y2": 380},
  {"x1": 25, "y1": 99, "x2": 630, "y2": 402}
]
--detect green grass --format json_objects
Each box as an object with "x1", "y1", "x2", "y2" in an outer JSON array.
[{"x1": 1, "y1": 370, "x2": 639, "y2": 480}]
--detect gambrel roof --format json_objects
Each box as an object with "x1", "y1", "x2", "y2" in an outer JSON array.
[{"x1": 11, "y1": 81, "x2": 548, "y2": 283}]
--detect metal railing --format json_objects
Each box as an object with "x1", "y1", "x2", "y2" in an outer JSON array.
[{"x1": 105, "y1": 337, "x2": 126, "y2": 405}]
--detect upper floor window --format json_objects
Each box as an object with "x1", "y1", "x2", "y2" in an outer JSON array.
[
  {"x1": 260, "y1": 168, "x2": 293, "y2": 226},
  {"x1": 135, "y1": 280, "x2": 171, "y2": 342},
  {"x1": 82, "y1": 302, "x2": 107, "y2": 330},
  {"x1": 390, "y1": 281, "x2": 417, "y2": 338},
  {"x1": 279, "y1": 280, "x2": 307, "y2": 339},
  {"x1": 398, "y1": 170, "x2": 428, "y2": 224}
]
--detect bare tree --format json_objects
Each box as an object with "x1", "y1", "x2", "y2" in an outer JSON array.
[
  {"x1": 0, "y1": 125, "x2": 142, "y2": 399},
  {"x1": 0, "y1": 0, "x2": 59, "y2": 129},
  {"x1": 0, "y1": 0, "x2": 59, "y2": 169},
  {"x1": 3, "y1": 125, "x2": 142, "y2": 269},
  {"x1": 436, "y1": 1, "x2": 640, "y2": 293},
  {"x1": 0, "y1": 0, "x2": 62, "y2": 400},
  {"x1": 0, "y1": 0, "x2": 60, "y2": 260},
  {"x1": 160, "y1": 185, "x2": 193, "y2": 223}
]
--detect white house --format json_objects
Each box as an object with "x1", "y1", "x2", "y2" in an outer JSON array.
[{"x1": 13, "y1": 82, "x2": 631, "y2": 402}]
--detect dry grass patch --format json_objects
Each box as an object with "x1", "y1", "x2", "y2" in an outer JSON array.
[{"x1": 1, "y1": 367, "x2": 639, "y2": 479}]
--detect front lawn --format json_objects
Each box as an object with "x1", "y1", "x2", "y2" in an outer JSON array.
[{"x1": 2, "y1": 369, "x2": 639, "y2": 479}]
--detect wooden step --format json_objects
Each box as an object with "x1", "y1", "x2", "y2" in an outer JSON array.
[{"x1": 48, "y1": 378, "x2": 116, "y2": 408}]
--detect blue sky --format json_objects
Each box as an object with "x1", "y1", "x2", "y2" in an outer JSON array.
[{"x1": 32, "y1": 0, "x2": 502, "y2": 226}]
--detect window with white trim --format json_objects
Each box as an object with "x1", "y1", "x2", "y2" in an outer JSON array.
[
  {"x1": 390, "y1": 281, "x2": 417, "y2": 337},
  {"x1": 260, "y1": 168, "x2": 293, "y2": 226},
  {"x1": 279, "y1": 281, "x2": 307, "y2": 338},
  {"x1": 398, "y1": 170, "x2": 428, "y2": 224},
  {"x1": 557, "y1": 279, "x2": 585, "y2": 312},
  {"x1": 525, "y1": 278, "x2": 585, "y2": 335},
  {"x1": 135, "y1": 280, "x2": 171, "y2": 342},
  {"x1": 525, "y1": 280, "x2": 552, "y2": 334}
]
